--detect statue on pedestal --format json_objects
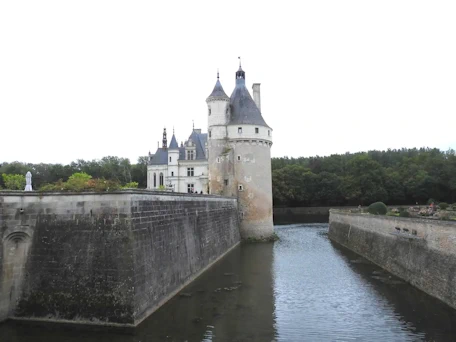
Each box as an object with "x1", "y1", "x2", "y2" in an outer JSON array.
[{"x1": 24, "y1": 171, "x2": 33, "y2": 191}]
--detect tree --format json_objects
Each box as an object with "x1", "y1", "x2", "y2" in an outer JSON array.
[{"x1": 2, "y1": 173, "x2": 26, "y2": 190}]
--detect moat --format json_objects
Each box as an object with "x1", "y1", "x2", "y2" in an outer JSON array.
[{"x1": 1, "y1": 224, "x2": 456, "y2": 341}]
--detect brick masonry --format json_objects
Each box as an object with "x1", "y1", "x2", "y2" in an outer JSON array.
[
  {"x1": 329, "y1": 210, "x2": 456, "y2": 310},
  {"x1": 0, "y1": 191, "x2": 240, "y2": 326}
]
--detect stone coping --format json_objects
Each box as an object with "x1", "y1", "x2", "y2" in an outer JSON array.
[
  {"x1": 0, "y1": 189, "x2": 236, "y2": 200},
  {"x1": 329, "y1": 209, "x2": 456, "y2": 226}
]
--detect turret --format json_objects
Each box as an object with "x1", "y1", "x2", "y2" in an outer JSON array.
[
  {"x1": 207, "y1": 71, "x2": 230, "y2": 140},
  {"x1": 167, "y1": 130, "x2": 179, "y2": 188}
]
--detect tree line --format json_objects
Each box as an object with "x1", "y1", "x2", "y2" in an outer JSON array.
[
  {"x1": 1, "y1": 148, "x2": 455, "y2": 207},
  {"x1": 272, "y1": 148, "x2": 456, "y2": 207},
  {"x1": 0, "y1": 156, "x2": 148, "y2": 190}
]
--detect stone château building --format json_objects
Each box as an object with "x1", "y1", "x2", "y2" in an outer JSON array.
[
  {"x1": 147, "y1": 61, "x2": 274, "y2": 239},
  {"x1": 147, "y1": 128, "x2": 208, "y2": 193}
]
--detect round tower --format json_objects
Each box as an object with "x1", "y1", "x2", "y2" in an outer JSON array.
[
  {"x1": 207, "y1": 72, "x2": 233, "y2": 196},
  {"x1": 227, "y1": 64, "x2": 274, "y2": 240}
]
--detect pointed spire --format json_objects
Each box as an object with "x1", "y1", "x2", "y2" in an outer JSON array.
[
  {"x1": 162, "y1": 127, "x2": 167, "y2": 149},
  {"x1": 169, "y1": 133, "x2": 179, "y2": 149},
  {"x1": 207, "y1": 69, "x2": 229, "y2": 100},
  {"x1": 235, "y1": 57, "x2": 245, "y2": 85}
]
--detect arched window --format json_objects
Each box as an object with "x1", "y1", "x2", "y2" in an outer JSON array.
[
  {"x1": 153, "y1": 173, "x2": 156, "y2": 188},
  {"x1": 169, "y1": 156, "x2": 172, "y2": 163},
  {"x1": 159, "y1": 172, "x2": 164, "y2": 186}
]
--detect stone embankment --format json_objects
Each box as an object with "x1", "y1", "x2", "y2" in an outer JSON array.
[
  {"x1": 329, "y1": 210, "x2": 456, "y2": 309},
  {"x1": 0, "y1": 190, "x2": 240, "y2": 326}
]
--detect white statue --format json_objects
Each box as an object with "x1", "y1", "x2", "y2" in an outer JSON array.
[{"x1": 24, "y1": 171, "x2": 33, "y2": 191}]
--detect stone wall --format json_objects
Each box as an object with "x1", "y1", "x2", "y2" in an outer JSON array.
[
  {"x1": 274, "y1": 205, "x2": 426, "y2": 224},
  {"x1": 328, "y1": 210, "x2": 456, "y2": 309},
  {"x1": 0, "y1": 191, "x2": 240, "y2": 326}
]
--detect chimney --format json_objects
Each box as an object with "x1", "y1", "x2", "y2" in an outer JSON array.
[{"x1": 252, "y1": 83, "x2": 261, "y2": 111}]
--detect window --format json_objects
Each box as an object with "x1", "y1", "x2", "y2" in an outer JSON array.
[
  {"x1": 237, "y1": 155, "x2": 241, "y2": 161},
  {"x1": 153, "y1": 173, "x2": 156, "y2": 187},
  {"x1": 208, "y1": 108, "x2": 211, "y2": 115},
  {"x1": 224, "y1": 179, "x2": 229, "y2": 186},
  {"x1": 226, "y1": 107, "x2": 229, "y2": 115},
  {"x1": 187, "y1": 167, "x2": 194, "y2": 176},
  {"x1": 238, "y1": 184, "x2": 244, "y2": 191},
  {"x1": 268, "y1": 130, "x2": 271, "y2": 136},
  {"x1": 187, "y1": 150, "x2": 194, "y2": 160},
  {"x1": 238, "y1": 127, "x2": 242, "y2": 134},
  {"x1": 187, "y1": 184, "x2": 194, "y2": 193},
  {"x1": 209, "y1": 130, "x2": 211, "y2": 138},
  {"x1": 216, "y1": 157, "x2": 221, "y2": 163},
  {"x1": 171, "y1": 171, "x2": 174, "y2": 177},
  {"x1": 169, "y1": 156, "x2": 172, "y2": 162},
  {"x1": 255, "y1": 127, "x2": 259, "y2": 134},
  {"x1": 159, "y1": 172, "x2": 164, "y2": 186}
]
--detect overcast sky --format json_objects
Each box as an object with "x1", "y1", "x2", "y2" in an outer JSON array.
[{"x1": 1, "y1": 1, "x2": 455, "y2": 164}]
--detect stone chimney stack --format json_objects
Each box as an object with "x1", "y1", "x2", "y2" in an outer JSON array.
[{"x1": 252, "y1": 83, "x2": 261, "y2": 111}]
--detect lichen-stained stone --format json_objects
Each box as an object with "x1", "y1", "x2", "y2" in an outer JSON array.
[{"x1": 0, "y1": 191, "x2": 240, "y2": 326}]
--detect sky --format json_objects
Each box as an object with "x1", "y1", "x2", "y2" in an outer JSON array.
[{"x1": 1, "y1": 1, "x2": 455, "y2": 164}]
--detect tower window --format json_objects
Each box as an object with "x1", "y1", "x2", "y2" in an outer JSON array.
[
  {"x1": 255, "y1": 127, "x2": 259, "y2": 134},
  {"x1": 224, "y1": 179, "x2": 229, "y2": 186},
  {"x1": 217, "y1": 157, "x2": 221, "y2": 163},
  {"x1": 208, "y1": 108, "x2": 211, "y2": 115},
  {"x1": 187, "y1": 167, "x2": 194, "y2": 176},
  {"x1": 169, "y1": 156, "x2": 172, "y2": 162},
  {"x1": 237, "y1": 155, "x2": 241, "y2": 161},
  {"x1": 171, "y1": 171, "x2": 174, "y2": 177},
  {"x1": 238, "y1": 184, "x2": 244, "y2": 191},
  {"x1": 209, "y1": 130, "x2": 211, "y2": 138},
  {"x1": 238, "y1": 127, "x2": 242, "y2": 134},
  {"x1": 268, "y1": 130, "x2": 271, "y2": 136}
]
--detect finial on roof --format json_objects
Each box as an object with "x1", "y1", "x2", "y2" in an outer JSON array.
[
  {"x1": 192, "y1": 120, "x2": 194, "y2": 131},
  {"x1": 217, "y1": 68, "x2": 219, "y2": 79},
  {"x1": 238, "y1": 56, "x2": 241, "y2": 68}
]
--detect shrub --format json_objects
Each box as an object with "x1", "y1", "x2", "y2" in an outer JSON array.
[
  {"x1": 368, "y1": 202, "x2": 388, "y2": 215},
  {"x1": 427, "y1": 198, "x2": 436, "y2": 205},
  {"x1": 64, "y1": 172, "x2": 92, "y2": 191},
  {"x1": 2, "y1": 173, "x2": 26, "y2": 190},
  {"x1": 122, "y1": 182, "x2": 139, "y2": 189},
  {"x1": 399, "y1": 210, "x2": 410, "y2": 217},
  {"x1": 439, "y1": 202, "x2": 449, "y2": 210}
]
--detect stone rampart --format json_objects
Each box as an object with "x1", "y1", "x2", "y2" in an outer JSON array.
[
  {"x1": 0, "y1": 190, "x2": 240, "y2": 326},
  {"x1": 328, "y1": 210, "x2": 456, "y2": 309}
]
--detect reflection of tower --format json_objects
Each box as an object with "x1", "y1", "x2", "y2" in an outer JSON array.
[{"x1": 207, "y1": 61, "x2": 274, "y2": 240}]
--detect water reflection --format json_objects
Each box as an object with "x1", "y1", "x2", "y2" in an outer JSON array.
[{"x1": 1, "y1": 224, "x2": 456, "y2": 341}]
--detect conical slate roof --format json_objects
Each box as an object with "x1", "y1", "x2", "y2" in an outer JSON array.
[
  {"x1": 229, "y1": 67, "x2": 270, "y2": 128},
  {"x1": 207, "y1": 78, "x2": 229, "y2": 99},
  {"x1": 169, "y1": 134, "x2": 179, "y2": 149}
]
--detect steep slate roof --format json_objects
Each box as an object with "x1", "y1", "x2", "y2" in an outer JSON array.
[
  {"x1": 229, "y1": 67, "x2": 270, "y2": 128},
  {"x1": 169, "y1": 134, "x2": 179, "y2": 149},
  {"x1": 149, "y1": 130, "x2": 207, "y2": 165},
  {"x1": 149, "y1": 148, "x2": 168, "y2": 165},
  {"x1": 188, "y1": 130, "x2": 208, "y2": 160},
  {"x1": 208, "y1": 78, "x2": 229, "y2": 99}
]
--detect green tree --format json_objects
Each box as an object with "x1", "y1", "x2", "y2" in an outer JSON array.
[{"x1": 2, "y1": 173, "x2": 26, "y2": 190}]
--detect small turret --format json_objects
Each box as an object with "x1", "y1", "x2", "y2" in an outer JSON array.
[{"x1": 207, "y1": 71, "x2": 231, "y2": 139}]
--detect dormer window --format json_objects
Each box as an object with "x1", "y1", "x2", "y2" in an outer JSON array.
[
  {"x1": 255, "y1": 127, "x2": 259, "y2": 134},
  {"x1": 187, "y1": 150, "x2": 194, "y2": 160},
  {"x1": 238, "y1": 127, "x2": 242, "y2": 134}
]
